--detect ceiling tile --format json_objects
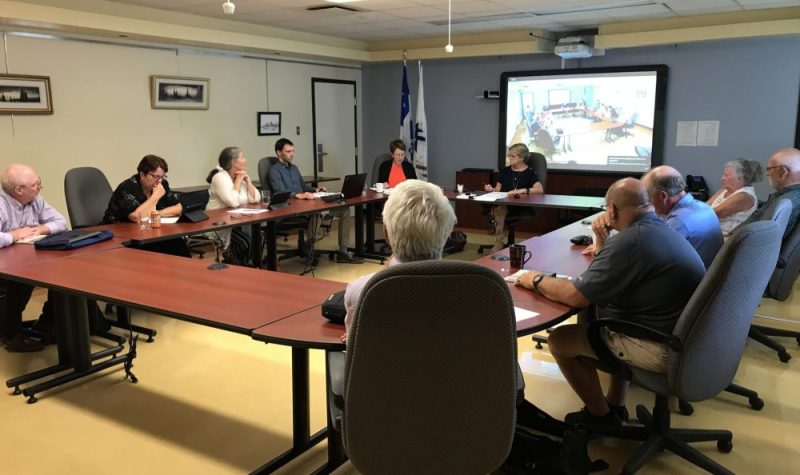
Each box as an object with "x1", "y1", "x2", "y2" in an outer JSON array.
[{"x1": 386, "y1": 6, "x2": 447, "y2": 18}]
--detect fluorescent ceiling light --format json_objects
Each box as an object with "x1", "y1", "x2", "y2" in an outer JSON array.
[{"x1": 325, "y1": 0, "x2": 362, "y2": 3}]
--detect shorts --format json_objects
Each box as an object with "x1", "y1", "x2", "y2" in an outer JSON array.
[{"x1": 600, "y1": 327, "x2": 668, "y2": 373}]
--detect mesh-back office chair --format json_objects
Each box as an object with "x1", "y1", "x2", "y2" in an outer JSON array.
[
  {"x1": 257, "y1": 157, "x2": 309, "y2": 264},
  {"x1": 478, "y1": 152, "x2": 548, "y2": 254},
  {"x1": 747, "y1": 198, "x2": 800, "y2": 362},
  {"x1": 585, "y1": 221, "x2": 782, "y2": 475},
  {"x1": 370, "y1": 153, "x2": 392, "y2": 254},
  {"x1": 326, "y1": 260, "x2": 518, "y2": 474},
  {"x1": 63, "y1": 167, "x2": 156, "y2": 342},
  {"x1": 535, "y1": 128, "x2": 558, "y2": 157}
]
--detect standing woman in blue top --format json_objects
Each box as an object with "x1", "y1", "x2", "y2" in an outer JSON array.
[{"x1": 484, "y1": 143, "x2": 543, "y2": 251}]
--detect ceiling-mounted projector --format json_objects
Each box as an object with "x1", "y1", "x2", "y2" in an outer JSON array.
[{"x1": 554, "y1": 36, "x2": 594, "y2": 59}]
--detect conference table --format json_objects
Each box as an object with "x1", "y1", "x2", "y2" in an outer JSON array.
[
  {"x1": 0, "y1": 247, "x2": 345, "y2": 403},
  {"x1": 0, "y1": 189, "x2": 602, "y2": 472},
  {"x1": 250, "y1": 214, "x2": 598, "y2": 474}
]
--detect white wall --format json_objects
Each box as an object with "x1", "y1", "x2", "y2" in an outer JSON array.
[{"x1": 0, "y1": 34, "x2": 362, "y2": 223}]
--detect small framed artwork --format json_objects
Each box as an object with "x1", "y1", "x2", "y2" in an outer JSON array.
[
  {"x1": 0, "y1": 74, "x2": 53, "y2": 114},
  {"x1": 150, "y1": 75, "x2": 209, "y2": 110},
  {"x1": 258, "y1": 112, "x2": 281, "y2": 136}
]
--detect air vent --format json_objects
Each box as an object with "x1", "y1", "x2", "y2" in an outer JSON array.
[{"x1": 306, "y1": 5, "x2": 360, "y2": 15}]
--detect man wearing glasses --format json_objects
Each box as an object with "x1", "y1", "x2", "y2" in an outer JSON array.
[
  {"x1": 740, "y1": 148, "x2": 800, "y2": 240},
  {"x1": 104, "y1": 155, "x2": 189, "y2": 257},
  {"x1": 0, "y1": 164, "x2": 67, "y2": 351}
]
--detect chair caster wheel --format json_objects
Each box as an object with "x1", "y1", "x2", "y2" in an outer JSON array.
[
  {"x1": 717, "y1": 439, "x2": 733, "y2": 453},
  {"x1": 778, "y1": 351, "x2": 791, "y2": 363},
  {"x1": 146, "y1": 336, "x2": 155, "y2": 343},
  {"x1": 678, "y1": 399, "x2": 694, "y2": 416},
  {"x1": 535, "y1": 342, "x2": 543, "y2": 349},
  {"x1": 749, "y1": 397, "x2": 764, "y2": 410},
  {"x1": 12, "y1": 386, "x2": 22, "y2": 396},
  {"x1": 795, "y1": 336, "x2": 800, "y2": 345},
  {"x1": 27, "y1": 395, "x2": 38, "y2": 404}
]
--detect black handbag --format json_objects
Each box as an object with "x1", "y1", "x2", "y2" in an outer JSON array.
[{"x1": 321, "y1": 290, "x2": 346, "y2": 324}]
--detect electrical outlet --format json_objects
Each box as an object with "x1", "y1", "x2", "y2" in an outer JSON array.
[{"x1": 296, "y1": 126, "x2": 300, "y2": 135}]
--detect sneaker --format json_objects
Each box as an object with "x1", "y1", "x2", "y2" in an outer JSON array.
[
  {"x1": 336, "y1": 251, "x2": 364, "y2": 264},
  {"x1": 564, "y1": 406, "x2": 622, "y2": 427},
  {"x1": 2, "y1": 334, "x2": 47, "y2": 353}
]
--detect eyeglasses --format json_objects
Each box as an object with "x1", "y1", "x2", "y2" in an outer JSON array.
[
  {"x1": 147, "y1": 172, "x2": 167, "y2": 181},
  {"x1": 766, "y1": 165, "x2": 787, "y2": 174}
]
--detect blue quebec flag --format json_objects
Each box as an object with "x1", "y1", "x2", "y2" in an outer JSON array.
[{"x1": 400, "y1": 61, "x2": 413, "y2": 158}]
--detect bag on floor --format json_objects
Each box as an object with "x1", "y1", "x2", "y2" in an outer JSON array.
[
  {"x1": 223, "y1": 227, "x2": 253, "y2": 267},
  {"x1": 503, "y1": 401, "x2": 609, "y2": 475},
  {"x1": 443, "y1": 231, "x2": 467, "y2": 254}
]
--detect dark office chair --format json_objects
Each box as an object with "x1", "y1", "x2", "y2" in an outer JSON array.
[
  {"x1": 258, "y1": 157, "x2": 317, "y2": 266},
  {"x1": 747, "y1": 198, "x2": 800, "y2": 362},
  {"x1": 63, "y1": 167, "x2": 156, "y2": 342},
  {"x1": 585, "y1": 221, "x2": 782, "y2": 474},
  {"x1": 478, "y1": 152, "x2": 547, "y2": 254},
  {"x1": 326, "y1": 260, "x2": 517, "y2": 474},
  {"x1": 534, "y1": 128, "x2": 558, "y2": 157},
  {"x1": 370, "y1": 153, "x2": 391, "y2": 254}
]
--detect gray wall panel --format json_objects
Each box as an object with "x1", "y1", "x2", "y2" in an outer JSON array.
[{"x1": 363, "y1": 37, "x2": 800, "y2": 199}]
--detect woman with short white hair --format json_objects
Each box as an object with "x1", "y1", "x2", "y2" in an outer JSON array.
[
  {"x1": 343, "y1": 180, "x2": 456, "y2": 335},
  {"x1": 707, "y1": 159, "x2": 763, "y2": 235}
]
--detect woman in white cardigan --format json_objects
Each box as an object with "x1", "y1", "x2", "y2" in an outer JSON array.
[
  {"x1": 206, "y1": 147, "x2": 261, "y2": 260},
  {"x1": 706, "y1": 158, "x2": 763, "y2": 235}
]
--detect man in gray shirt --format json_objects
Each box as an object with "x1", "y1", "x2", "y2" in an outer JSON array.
[
  {"x1": 517, "y1": 178, "x2": 705, "y2": 425},
  {"x1": 268, "y1": 138, "x2": 362, "y2": 264},
  {"x1": 0, "y1": 164, "x2": 68, "y2": 352}
]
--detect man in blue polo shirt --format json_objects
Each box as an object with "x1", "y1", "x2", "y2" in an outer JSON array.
[
  {"x1": 642, "y1": 165, "x2": 723, "y2": 268},
  {"x1": 268, "y1": 138, "x2": 362, "y2": 264},
  {"x1": 516, "y1": 178, "x2": 706, "y2": 425}
]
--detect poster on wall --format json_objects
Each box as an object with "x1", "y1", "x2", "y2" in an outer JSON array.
[
  {"x1": 0, "y1": 74, "x2": 53, "y2": 114},
  {"x1": 150, "y1": 76, "x2": 210, "y2": 110}
]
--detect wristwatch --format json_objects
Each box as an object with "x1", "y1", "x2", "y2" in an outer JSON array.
[{"x1": 532, "y1": 274, "x2": 546, "y2": 293}]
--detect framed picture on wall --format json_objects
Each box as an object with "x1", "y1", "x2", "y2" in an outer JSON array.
[
  {"x1": 258, "y1": 112, "x2": 281, "y2": 136},
  {"x1": 0, "y1": 74, "x2": 53, "y2": 114},
  {"x1": 150, "y1": 76, "x2": 209, "y2": 110}
]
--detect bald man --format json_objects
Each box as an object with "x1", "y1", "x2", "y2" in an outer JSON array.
[
  {"x1": 516, "y1": 178, "x2": 705, "y2": 426},
  {"x1": 0, "y1": 164, "x2": 67, "y2": 352},
  {"x1": 642, "y1": 165, "x2": 723, "y2": 268},
  {"x1": 740, "y1": 148, "x2": 800, "y2": 240}
]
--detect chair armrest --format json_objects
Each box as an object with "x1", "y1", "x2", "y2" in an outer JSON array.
[{"x1": 588, "y1": 319, "x2": 682, "y2": 352}]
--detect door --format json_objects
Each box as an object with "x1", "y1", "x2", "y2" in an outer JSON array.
[{"x1": 312, "y1": 79, "x2": 357, "y2": 193}]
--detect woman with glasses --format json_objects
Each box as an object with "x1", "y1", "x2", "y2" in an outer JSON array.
[
  {"x1": 706, "y1": 159, "x2": 762, "y2": 235},
  {"x1": 103, "y1": 154, "x2": 189, "y2": 256},
  {"x1": 484, "y1": 143, "x2": 543, "y2": 251}
]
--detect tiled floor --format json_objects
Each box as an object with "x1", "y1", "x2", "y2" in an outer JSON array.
[{"x1": 1, "y1": 224, "x2": 799, "y2": 474}]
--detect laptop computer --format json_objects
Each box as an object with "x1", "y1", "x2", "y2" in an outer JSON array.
[
  {"x1": 178, "y1": 190, "x2": 210, "y2": 223},
  {"x1": 269, "y1": 190, "x2": 291, "y2": 210},
  {"x1": 321, "y1": 173, "x2": 368, "y2": 203}
]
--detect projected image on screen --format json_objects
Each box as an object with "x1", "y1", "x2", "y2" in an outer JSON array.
[{"x1": 502, "y1": 67, "x2": 666, "y2": 173}]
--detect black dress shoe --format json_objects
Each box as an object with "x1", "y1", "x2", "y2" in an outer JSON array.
[
  {"x1": 336, "y1": 251, "x2": 364, "y2": 264},
  {"x1": 2, "y1": 334, "x2": 47, "y2": 353},
  {"x1": 564, "y1": 407, "x2": 622, "y2": 427}
]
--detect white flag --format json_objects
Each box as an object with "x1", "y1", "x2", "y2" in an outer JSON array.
[
  {"x1": 414, "y1": 61, "x2": 428, "y2": 181},
  {"x1": 399, "y1": 61, "x2": 413, "y2": 156}
]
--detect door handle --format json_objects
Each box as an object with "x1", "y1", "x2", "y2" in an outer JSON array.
[{"x1": 317, "y1": 144, "x2": 327, "y2": 172}]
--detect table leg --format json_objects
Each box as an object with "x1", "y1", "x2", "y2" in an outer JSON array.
[
  {"x1": 249, "y1": 347, "x2": 327, "y2": 474},
  {"x1": 264, "y1": 222, "x2": 278, "y2": 271},
  {"x1": 251, "y1": 223, "x2": 264, "y2": 269},
  {"x1": 354, "y1": 204, "x2": 365, "y2": 256},
  {"x1": 310, "y1": 351, "x2": 348, "y2": 475},
  {"x1": 365, "y1": 202, "x2": 376, "y2": 254}
]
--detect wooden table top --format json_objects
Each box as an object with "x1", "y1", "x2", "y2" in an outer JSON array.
[
  {"x1": 172, "y1": 176, "x2": 341, "y2": 194},
  {"x1": 254, "y1": 215, "x2": 602, "y2": 348},
  {"x1": 0, "y1": 237, "x2": 127, "y2": 270},
  {"x1": 0, "y1": 247, "x2": 345, "y2": 334},
  {"x1": 446, "y1": 191, "x2": 605, "y2": 211}
]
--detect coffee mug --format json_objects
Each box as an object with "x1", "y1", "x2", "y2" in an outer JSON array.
[
  {"x1": 375, "y1": 182, "x2": 385, "y2": 193},
  {"x1": 508, "y1": 244, "x2": 531, "y2": 269}
]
